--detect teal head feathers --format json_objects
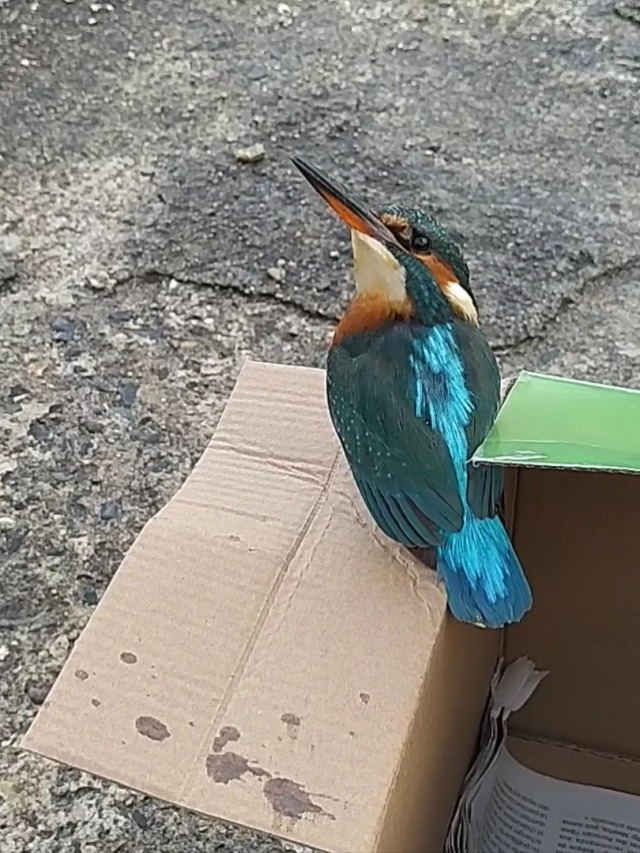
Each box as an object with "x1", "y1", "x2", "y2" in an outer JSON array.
[{"x1": 291, "y1": 156, "x2": 479, "y2": 336}]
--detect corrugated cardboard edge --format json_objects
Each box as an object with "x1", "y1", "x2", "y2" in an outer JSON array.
[
  {"x1": 21, "y1": 359, "x2": 496, "y2": 853},
  {"x1": 375, "y1": 617, "x2": 499, "y2": 853},
  {"x1": 20, "y1": 359, "x2": 343, "y2": 845}
]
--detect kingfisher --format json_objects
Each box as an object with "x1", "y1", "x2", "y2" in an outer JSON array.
[{"x1": 292, "y1": 156, "x2": 532, "y2": 629}]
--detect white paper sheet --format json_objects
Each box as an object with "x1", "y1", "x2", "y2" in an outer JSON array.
[
  {"x1": 445, "y1": 656, "x2": 640, "y2": 853},
  {"x1": 476, "y1": 748, "x2": 640, "y2": 853}
]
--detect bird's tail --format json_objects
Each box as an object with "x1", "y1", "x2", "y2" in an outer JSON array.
[{"x1": 436, "y1": 512, "x2": 532, "y2": 629}]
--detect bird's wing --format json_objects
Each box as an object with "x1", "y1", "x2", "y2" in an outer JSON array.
[
  {"x1": 327, "y1": 329, "x2": 465, "y2": 548},
  {"x1": 450, "y1": 318, "x2": 503, "y2": 519}
]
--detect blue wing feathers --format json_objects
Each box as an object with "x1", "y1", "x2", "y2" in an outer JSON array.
[
  {"x1": 357, "y1": 481, "x2": 405, "y2": 543},
  {"x1": 467, "y1": 464, "x2": 504, "y2": 519},
  {"x1": 439, "y1": 514, "x2": 532, "y2": 628},
  {"x1": 356, "y1": 478, "x2": 443, "y2": 547},
  {"x1": 327, "y1": 319, "x2": 531, "y2": 626},
  {"x1": 385, "y1": 496, "x2": 426, "y2": 546}
]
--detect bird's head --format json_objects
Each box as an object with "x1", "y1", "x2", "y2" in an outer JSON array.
[{"x1": 292, "y1": 156, "x2": 478, "y2": 328}]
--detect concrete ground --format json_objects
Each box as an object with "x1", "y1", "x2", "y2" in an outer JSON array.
[{"x1": 1, "y1": 0, "x2": 639, "y2": 850}]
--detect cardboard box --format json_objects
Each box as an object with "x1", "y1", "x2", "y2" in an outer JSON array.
[{"x1": 22, "y1": 362, "x2": 640, "y2": 853}]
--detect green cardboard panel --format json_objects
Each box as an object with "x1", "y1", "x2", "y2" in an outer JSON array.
[{"x1": 472, "y1": 371, "x2": 640, "y2": 473}]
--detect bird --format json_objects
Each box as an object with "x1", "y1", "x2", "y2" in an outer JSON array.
[{"x1": 291, "y1": 155, "x2": 532, "y2": 629}]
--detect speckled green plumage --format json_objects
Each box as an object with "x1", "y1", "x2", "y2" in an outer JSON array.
[{"x1": 327, "y1": 316, "x2": 502, "y2": 544}]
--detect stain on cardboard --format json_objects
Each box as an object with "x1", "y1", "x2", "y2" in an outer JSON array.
[
  {"x1": 212, "y1": 725, "x2": 241, "y2": 753},
  {"x1": 74, "y1": 669, "x2": 89, "y2": 681},
  {"x1": 91, "y1": 698, "x2": 101, "y2": 707},
  {"x1": 359, "y1": 692, "x2": 370, "y2": 705},
  {"x1": 205, "y1": 751, "x2": 269, "y2": 785},
  {"x1": 263, "y1": 777, "x2": 335, "y2": 822},
  {"x1": 135, "y1": 715, "x2": 170, "y2": 742},
  {"x1": 281, "y1": 712, "x2": 301, "y2": 740},
  {"x1": 120, "y1": 651, "x2": 138, "y2": 665}
]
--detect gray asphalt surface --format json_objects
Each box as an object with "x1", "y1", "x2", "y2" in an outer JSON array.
[{"x1": 1, "y1": 0, "x2": 639, "y2": 851}]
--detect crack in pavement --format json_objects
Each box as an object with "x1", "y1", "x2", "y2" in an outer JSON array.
[
  {"x1": 495, "y1": 254, "x2": 640, "y2": 355},
  {"x1": 130, "y1": 252, "x2": 640, "y2": 357},
  {"x1": 131, "y1": 269, "x2": 340, "y2": 324},
  {"x1": 614, "y1": 2, "x2": 640, "y2": 27}
]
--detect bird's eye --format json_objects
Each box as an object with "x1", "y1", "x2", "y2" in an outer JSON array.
[{"x1": 410, "y1": 232, "x2": 432, "y2": 253}]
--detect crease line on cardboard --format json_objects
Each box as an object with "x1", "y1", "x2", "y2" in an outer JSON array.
[
  {"x1": 325, "y1": 471, "x2": 442, "y2": 619},
  {"x1": 399, "y1": 554, "x2": 443, "y2": 621},
  {"x1": 337, "y1": 476, "x2": 444, "y2": 619},
  {"x1": 171, "y1": 497, "x2": 278, "y2": 524},
  {"x1": 213, "y1": 438, "x2": 334, "y2": 485},
  {"x1": 179, "y1": 448, "x2": 343, "y2": 802},
  {"x1": 269, "y1": 501, "x2": 340, "y2": 637},
  {"x1": 513, "y1": 734, "x2": 640, "y2": 767}
]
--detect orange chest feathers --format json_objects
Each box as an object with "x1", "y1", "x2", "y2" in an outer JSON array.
[{"x1": 332, "y1": 293, "x2": 414, "y2": 347}]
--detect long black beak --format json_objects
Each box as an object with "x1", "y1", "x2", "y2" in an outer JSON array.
[{"x1": 291, "y1": 156, "x2": 400, "y2": 247}]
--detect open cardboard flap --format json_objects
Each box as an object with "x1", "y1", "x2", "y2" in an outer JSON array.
[
  {"x1": 21, "y1": 363, "x2": 640, "y2": 853},
  {"x1": 477, "y1": 372, "x2": 640, "y2": 814},
  {"x1": 21, "y1": 361, "x2": 498, "y2": 853}
]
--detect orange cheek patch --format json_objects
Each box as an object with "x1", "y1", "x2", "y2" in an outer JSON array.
[
  {"x1": 417, "y1": 253, "x2": 478, "y2": 325},
  {"x1": 419, "y1": 253, "x2": 459, "y2": 289}
]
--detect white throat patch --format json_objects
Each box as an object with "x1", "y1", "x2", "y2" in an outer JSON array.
[{"x1": 350, "y1": 231, "x2": 408, "y2": 304}]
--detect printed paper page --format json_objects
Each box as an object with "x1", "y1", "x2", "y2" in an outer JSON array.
[{"x1": 476, "y1": 748, "x2": 640, "y2": 853}]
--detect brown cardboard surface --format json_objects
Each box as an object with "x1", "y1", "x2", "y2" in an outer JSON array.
[
  {"x1": 22, "y1": 360, "x2": 496, "y2": 853},
  {"x1": 506, "y1": 467, "x2": 640, "y2": 759},
  {"x1": 376, "y1": 616, "x2": 498, "y2": 853},
  {"x1": 508, "y1": 737, "x2": 640, "y2": 799}
]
